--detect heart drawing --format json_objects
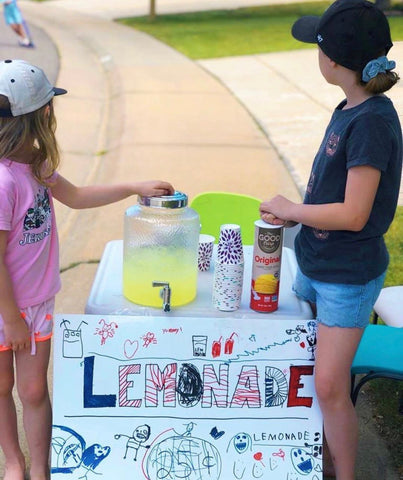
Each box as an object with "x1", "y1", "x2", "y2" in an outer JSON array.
[{"x1": 124, "y1": 339, "x2": 139, "y2": 359}]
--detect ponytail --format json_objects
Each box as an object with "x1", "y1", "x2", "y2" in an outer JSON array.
[{"x1": 360, "y1": 70, "x2": 400, "y2": 94}]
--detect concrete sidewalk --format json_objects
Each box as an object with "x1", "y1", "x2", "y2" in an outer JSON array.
[
  {"x1": 200, "y1": 46, "x2": 403, "y2": 203},
  {"x1": 0, "y1": 0, "x2": 401, "y2": 478}
]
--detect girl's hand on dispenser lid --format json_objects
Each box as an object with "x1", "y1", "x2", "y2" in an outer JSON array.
[{"x1": 135, "y1": 181, "x2": 175, "y2": 197}]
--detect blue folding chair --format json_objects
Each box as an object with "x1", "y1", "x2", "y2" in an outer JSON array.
[{"x1": 351, "y1": 324, "x2": 403, "y2": 406}]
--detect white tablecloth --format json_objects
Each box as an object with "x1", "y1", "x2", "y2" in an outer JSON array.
[{"x1": 85, "y1": 240, "x2": 313, "y2": 320}]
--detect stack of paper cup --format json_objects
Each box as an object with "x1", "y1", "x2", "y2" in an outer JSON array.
[
  {"x1": 212, "y1": 224, "x2": 244, "y2": 311},
  {"x1": 198, "y1": 234, "x2": 215, "y2": 271}
]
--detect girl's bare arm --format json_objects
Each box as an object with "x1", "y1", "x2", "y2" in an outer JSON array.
[
  {"x1": 51, "y1": 175, "x2": 174, "y2": 209},
  {"x1": 0, "y1": 231, "x2": 30, "y2": 351},
  {"x1": 260, "y1": 165, "x2": 381, "y2": 232}
]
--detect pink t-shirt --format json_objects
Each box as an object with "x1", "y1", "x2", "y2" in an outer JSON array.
[{"x1": 0, "y1": 159, "x2": 61, "y2": 308}]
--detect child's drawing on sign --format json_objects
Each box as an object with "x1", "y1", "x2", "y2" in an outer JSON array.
[
  {"x1": 146, "y1": 428, "x2": 221, "y2": 480},
  {"x1": 211, "y1": 332, "x2": 238, "y2": 357},
  {"x1": 229, "y1": 432, "x2": 252, "y2": 455},
  {"x1": 228, "y1": 432, "x2": 267, "y2": 480},
  {"x1": 290, "y1": 436, "x2": 323, "y2": 476},
  {"x1": 94, "y1": 318, "x2": 118, "y2": 346},
  {"x1": 290, "y1": 446, "x2": 322, "y2": 476},
  {"x1": 224, "y1": 332, "x2": 238, "y2": 354},
  {"x1": 123, "y1": 339, "x2": 139, "y2": 359},
  {"x1": 210, "y1": 426, "x2": 225, "y2": 440},
  {"x1": 272, "y1": 448, "x2": 285, "y2": 461},
  {"x1": 51, "y1": 425, "x2": 110, "y2": 478},
  {"x1": 252, "y1": 452, "x2": 266, "y2": 478},
  {"x1": 306, "y1": 320, "x2": 317, "y2": 361},
  {"x1": 176, "y1": 421, "x2": 196, "y2": 437},
  {"x1": 142, "y1": 331, "x2": 157, "y2": 348},
  {"x1": 61, "y1": 319, "x2": 88, "y2": 358},
  {"x1": 286, "y1": 321, "x2": 317, "y2": 361},
  {"x1": 114, "y1": 424, "x2": 151, "y2": 461},
  {"x1": 192, "y1": 335, "x2": 208, "y2": 357},
  {"x1": 212, "y1": 336, "x2": 222, "y2": 357},
  {"x1": 285, "y1": 324, "x2": 306, "y2": 342}
]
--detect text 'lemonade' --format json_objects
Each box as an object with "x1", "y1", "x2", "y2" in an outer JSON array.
[{"x1": 250, "y1": 220, "x2": 283, "y2": 312}]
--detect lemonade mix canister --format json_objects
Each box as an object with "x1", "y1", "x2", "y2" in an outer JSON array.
[
  {"x1": 123, "y1": 192, "x2": 200, "y2": 310},
  {"x1": 250, "y1": 220, "x2": 283, "y2": 313}
]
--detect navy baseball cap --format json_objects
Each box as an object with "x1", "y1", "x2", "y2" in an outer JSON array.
[{"x1": 291, "y1": 0, "x2": 393, "y2": 71}]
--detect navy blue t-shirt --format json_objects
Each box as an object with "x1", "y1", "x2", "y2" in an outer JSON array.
[{"x1": 295, "y1": 95, "x2": 402, "y2": 285}]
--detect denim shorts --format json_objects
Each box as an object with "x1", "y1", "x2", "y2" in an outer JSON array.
[{"x1": 292, "y1": 268, "x2": 386, "y2": 328}]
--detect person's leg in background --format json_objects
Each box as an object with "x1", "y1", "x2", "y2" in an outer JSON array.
[{"x1": 3, "y1": 1, "x2": 32, "y2": 47}]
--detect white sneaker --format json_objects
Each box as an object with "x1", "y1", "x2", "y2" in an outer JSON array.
[{"x1": 19, "y1": 38, "x2": 34, "y2": 47}]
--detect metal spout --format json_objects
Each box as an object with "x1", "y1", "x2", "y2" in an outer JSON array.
[{"x1": 152, "y1": 281, "x2": 171, "y2": 312}]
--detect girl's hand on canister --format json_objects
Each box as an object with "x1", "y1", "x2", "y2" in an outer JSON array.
[
  {"x1": 3, "y1": 314, "x2": 30, "y2": 351},
  {"x1": 135, "y1": 181, "x2": 175, "y2": 197},
  {"x1": 260, "y1": 195, "x2": 297, "y2": 226}
]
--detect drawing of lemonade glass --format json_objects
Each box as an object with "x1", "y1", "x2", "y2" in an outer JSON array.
[
  {"x1": 61, "y1": 319, "x2": 88, "y2": 358},
  {"x1": 192, "y1": 335, "x2": 208, "y2": 357}
]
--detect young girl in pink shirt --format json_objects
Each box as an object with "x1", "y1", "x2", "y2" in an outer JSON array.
[{"x1": 0, "y1": 59, "x2": 174, "y2": 480}]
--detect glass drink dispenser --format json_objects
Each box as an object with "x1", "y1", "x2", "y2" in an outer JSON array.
[{"x1": 123, "y1": 192, "x2": 200, "y2": 310}]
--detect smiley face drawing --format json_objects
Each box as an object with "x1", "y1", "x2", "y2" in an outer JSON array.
[
  {"x1": 291, "y1": 447, "x2": 314, "y2": 475},
  {"x1": 229, "y1": 432, "x2": 252, "y2": 454}
]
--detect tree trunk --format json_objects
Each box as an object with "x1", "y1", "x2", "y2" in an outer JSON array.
[{"x1": 149, "y1": 0, "x2": 156, "y2": 20}]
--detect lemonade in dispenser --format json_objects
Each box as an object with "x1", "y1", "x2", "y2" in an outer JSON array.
[{"x1": 123, "y1": 192, "x2": 200, "y2": 310}]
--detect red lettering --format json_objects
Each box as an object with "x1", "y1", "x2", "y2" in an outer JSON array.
[
  {"x1": 287, "y1": 365, "x2": 314, "y2": 408},
  {"x1": 254, "y1": 255, "x2": 280, "y2": 266}
]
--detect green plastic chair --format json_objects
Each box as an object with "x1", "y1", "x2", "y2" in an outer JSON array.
[
  {"x1": 350, "y1": 324, "x2": 403, "y2": 406},
  {"x1": 190, "y1": 192, "x2": 261, "y2": 245}
]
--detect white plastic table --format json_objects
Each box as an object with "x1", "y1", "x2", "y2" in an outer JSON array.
[{"x1": 85, "y1": 240, "x2": 313, "y2": 320}]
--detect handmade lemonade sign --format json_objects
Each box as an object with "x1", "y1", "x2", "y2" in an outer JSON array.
[{"x1": 51, "y1": 314, "x2": 322, "y2": 480}]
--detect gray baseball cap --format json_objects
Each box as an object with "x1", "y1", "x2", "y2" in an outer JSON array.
[{"x1": 0, "y1": 59, "x2": 67, "y2": 117}]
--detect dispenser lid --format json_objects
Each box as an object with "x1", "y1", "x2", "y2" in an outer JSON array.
[{"x1": 138, "y1": 191, "x2": 188, "y2": 208}]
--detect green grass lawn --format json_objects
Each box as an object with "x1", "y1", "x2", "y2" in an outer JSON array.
[
  {"x1": 118, "y1": 1, "x2": 403, "y2": 59},
  {"x1": 374, "y1": 206, "x2": 403, "y2": 474},
  {"x1": 384, "y1": 206, "x2": 403, "y2": 287}
]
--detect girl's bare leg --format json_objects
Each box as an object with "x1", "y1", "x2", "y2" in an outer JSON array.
[
  {"x1": 0, "y1": 350, "x2": 26, "y2": 480},
  {"x1": 314, "y1": 324, "x2": 363, "y2": 480},
  {"x1": 16, "y1": 341, "x2": 51, "y2": 480}
]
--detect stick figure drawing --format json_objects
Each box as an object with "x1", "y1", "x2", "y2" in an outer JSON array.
[{"x1": 115, "y1": 424, "x2": 151, "y2": 461}]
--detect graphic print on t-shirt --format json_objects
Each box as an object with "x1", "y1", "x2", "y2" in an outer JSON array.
[
  {"x1": 307, "y1": 172, "x2": 315, "y2": 194},
  {"x1": 325, "y1": 132, "x2": 340, "y2": 157},
  {"x1": 19, "y1": 188, "x2": 52, "y2": 246},
  {"x1": 313, "y1": 228, "x2": 329, "y2": 240},
  {"x1": 23, "y1": 188, "x2": 51, "y2": 230}
]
